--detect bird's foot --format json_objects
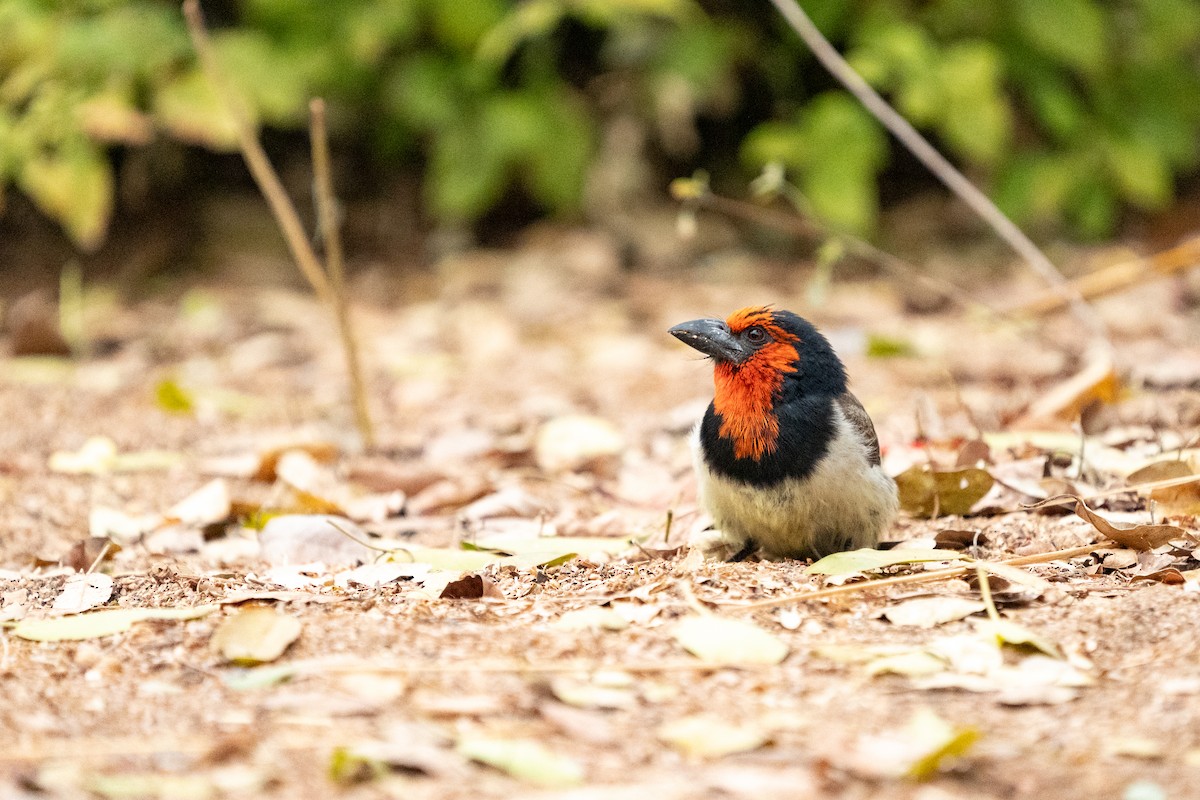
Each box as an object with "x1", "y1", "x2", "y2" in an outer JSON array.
[{"x1": 688, "y1": 528, "x2": 757, "y2": 562}]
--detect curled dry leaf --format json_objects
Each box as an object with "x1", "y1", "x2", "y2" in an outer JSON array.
[
  {"x1": 895, "y1": 465, "x2": 995, "y2": 518},
  {"x1": 166, "y1": 478, "x2": 232, "y2": 527},
  {"x1": 439, "y1": 573, "x2": 505, "y2": 600},
  {"x1": 51, "y1": 572, "x2": 114, "y2": 615},
  {"x1": 1030, "y1": 495, "x2": 1187, "y2": 550},
  {"x1": 212, "y1": 606, "x2": 303, "y2": 665},
  {"x1": 407, "y1": 476, "x2": 492, "y2": 515}
]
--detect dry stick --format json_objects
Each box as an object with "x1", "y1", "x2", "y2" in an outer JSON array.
[
  {"x1": 765, "y1": 0, "x2": 1111, "y2": 353},
  {"x1": 725, "y1": 542, "x2": 1104, "y2": 611},
  {"x1": 1013, "y1": 235, "x2": 1200, "y2": 316},
  {"x1": 310, "y1": 98, "x2": 375, "y2": 448},
  {"x1": 183, "y1": 0, "x2": 331, "y2": 306}
]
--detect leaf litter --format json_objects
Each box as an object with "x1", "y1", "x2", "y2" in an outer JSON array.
[{"x1": 3, "y1": 265, "x2": 1200, "y2": 799}]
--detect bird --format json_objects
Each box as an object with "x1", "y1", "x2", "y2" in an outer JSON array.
[{"x1": 670, "y1": 306, "x2": 898, "y2": 560}]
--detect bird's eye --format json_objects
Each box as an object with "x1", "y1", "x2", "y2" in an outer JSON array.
[{"x1": 744, "y1": 326, "x2": 769, "y2": 345}]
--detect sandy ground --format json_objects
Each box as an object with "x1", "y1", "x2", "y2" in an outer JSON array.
[{"x1": 3, "y1": 237, "x2": 1200, "y2": 799}]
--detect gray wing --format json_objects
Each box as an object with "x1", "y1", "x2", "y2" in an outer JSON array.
[{"x1": 835, "y1": 392, "x2": 881, "y2": 466}]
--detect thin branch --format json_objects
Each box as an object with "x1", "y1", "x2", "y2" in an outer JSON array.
[
  {"x1": 765, "y1": 0, "x2": 1111, "y2": 352},
  {"x1": 182, "y1": 0, "x2": 332, "y2": 306},
  {"x1": 1012, "y1": 235, "x2": 1200, "y2": 316},
  {"x1": 310, "y1": 98, "x2": 375, "y2": 448}
]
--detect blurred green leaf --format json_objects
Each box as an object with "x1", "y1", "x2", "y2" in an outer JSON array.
[
  {"x1": 17, "y1": 141, "x2": 112, "y2": 250},
  {"x1": 1106, "y1": 137, "x2": 1172, "y2": 210},
  {"x1": 153, "y1": 69, "x2": 241, "y2": 150},
  {"x1": 1013, "y1": 0, "x2": 1107, "y2": 76}
]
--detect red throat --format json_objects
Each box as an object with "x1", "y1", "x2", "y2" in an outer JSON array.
[{"x1": 712, "y1": 308, "x2": 800, "y2": 460}]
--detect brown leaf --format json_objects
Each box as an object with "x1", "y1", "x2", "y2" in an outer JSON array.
[
  {"x1": 347, "y1": 460, "x2": 446, "y2": 495},
  {"x1": 408, "y1": 476, "x2": 491, "y2": 515},
  {"x1": 1131, "y1": 568, "x2": 1186, "y2": 585},
  {"x1": 439, "y1": 574, "x2": 504, "y2": 600},
  {"x1": 955, "y1": 440, "x2": 991, "y2": 468},
  {"x1": 1128, "y1": 460, "x2": 1200, "y2": 516},
  {"x1": 895, "y1": 466, "x2": 995, "y2": 518},
  {"x1": 1030, "y1": 495, "x2": 1187, "y2": 550},
  {"x1": 934, "y1": 529, "x2": 988, "y2": 550},
  {"x1": 5, "y1": 291, "x2": 72, "y2": 357}
]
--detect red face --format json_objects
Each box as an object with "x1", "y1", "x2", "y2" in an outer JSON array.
[{"x1": 711, "y1": 307, "x2": 801, "y2": 460}]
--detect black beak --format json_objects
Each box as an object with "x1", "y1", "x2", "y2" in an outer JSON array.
[{"x1": 669, "y1": 318, "x2": 752, "y2": 364}]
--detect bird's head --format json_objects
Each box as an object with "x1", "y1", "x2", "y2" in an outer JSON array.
[{"x1": 670, "y1": 306, "x2": 846, "y2": 460}]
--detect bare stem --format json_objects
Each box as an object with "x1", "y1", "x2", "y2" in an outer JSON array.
[
  {"x1": 765, "y1": 0, "x2": 1111, "y2": 352},
  {"x1": 310, "y1": 98, "x2": 375, "y2": 449},
  {"x1": 182, "y1": 0, "x2": 332, "y2": 306}
]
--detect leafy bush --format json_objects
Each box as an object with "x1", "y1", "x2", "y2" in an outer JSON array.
[{"x1": 1, "y1": 0, "x2": 1199, "y2": 250}]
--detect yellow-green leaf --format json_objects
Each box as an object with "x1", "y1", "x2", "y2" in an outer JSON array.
[
  {"x1": 806, "y1": 548, "x2": 968, "y2": 576},
  {"x1": 13, "y1": 605, "x2": 217, "y2": 642},
  {"x1": 456, "y1": 737, "x2": 583, "y2": 788}
]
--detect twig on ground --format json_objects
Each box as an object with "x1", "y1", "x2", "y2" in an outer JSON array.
[
  {"x1": 310, "y1": 99, "x2": 374, "y2": 448},
  {"x1": 1012, "y1": 235, "x2": 1200, "y2": 316},
  {"x1": 764, "y1": 0, "x2": 1111, "y2": 352},
  {"x1": 724, "y1": 542, "x2": 1103, "y2": 610},
  {"x1": 304, "y1": 657, "x2": 766, "y2": 676}
]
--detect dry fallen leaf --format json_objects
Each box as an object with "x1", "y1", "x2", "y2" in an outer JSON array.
[
  {"x1": 550, "y1": 607, "x2": 629, "y2": 632},
  {"x1": 895, "y1": 466, "x2": 995, "y2": 518},
  {"x1": 657, "y1": 713, "x2": 770, "y2": 759},
  {"x1": 212, "y1": 606, "x2": 303, "y2": 665},
  {"x1": 1032, "y1": 495, "x2": 1187, "y2": 550},
  {"x1": 257, "y1": 515, "x2": 375, "y2": 566},
  {"x1": 13, "y1": 605, "x2": 217, "y2": 641},
  {"x1": 806, "y1": 548, "x2": 968, "y2": 576},
  {"x1": 1018, "y1": 356, "x2": 1119, "y2": 424},
  {"x1": 1128, "y1": 460, "x2": 1200, "y2": 516},
  {"x1": 673, "y1": 614, "x2": 789, "y2": 666},
  {"x1": 166, "y1": 478, "x2": 232, "y2": 527},
  {"x1": 534, "y1": 414, "x2": 625, "y2": 474},
  {"x1": 439, "y1": 573, "x2": 505, "y2": 600},
  {"x1": 456, "y1": 736, "x2": 583, "y2": 788},
  {"x1": 549, "y1": 675, "x2": 638, "y2": 710},
  {"x1": 882, "y1": 596, "x2": 987, "y2": 628},
  {"x1": 51, "y1": 573, "x2": 114, "y2": 616},
  {"x1": 840, "y1": 708, "x2": 979, "y2": 780}
]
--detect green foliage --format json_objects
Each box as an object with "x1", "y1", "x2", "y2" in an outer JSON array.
[{"x1": 1, "y1": 0, "x2": 1199, "y2": 247}]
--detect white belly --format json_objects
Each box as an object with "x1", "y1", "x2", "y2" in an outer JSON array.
[{"x1": 693, "y1": 405, "x2": 898, "y2": 559}]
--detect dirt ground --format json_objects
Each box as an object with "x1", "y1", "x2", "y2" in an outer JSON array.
[{"x1": 3, "y1": 230, "x2": 1200, "y2": 800}]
